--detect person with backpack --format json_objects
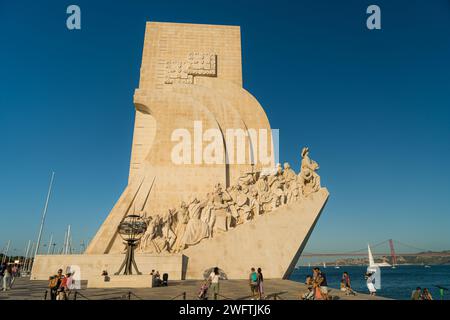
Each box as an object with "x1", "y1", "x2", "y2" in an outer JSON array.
[
  {"x1": 48, "y1": 269, "x2": 64, "y2": 300},
  {"x1": 249, "y1": 267, "x2": 258, "y2": 299}
]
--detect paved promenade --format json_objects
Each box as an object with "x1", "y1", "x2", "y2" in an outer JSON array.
[{"x1": 0, "y1": 277, "x2": 388, "y2": 300}]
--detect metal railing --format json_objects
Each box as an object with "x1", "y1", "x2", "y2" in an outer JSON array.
[
  {"x1": 127, "y1": 291, "x2": 144, "y2": 300},
  {"x1": 170, "y1": 292, "x2": 187, "y2": 300},
  {"x1": 214, "y1": 293, "x2": 233, "y2": 300},
  {"x1": 73, "y1": 291, "x2": 90, "y2": 300}
]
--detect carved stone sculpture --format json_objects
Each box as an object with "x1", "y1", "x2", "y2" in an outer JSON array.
[{"x1": 298, "y1": 147, "x2": 321, "y2": 197}]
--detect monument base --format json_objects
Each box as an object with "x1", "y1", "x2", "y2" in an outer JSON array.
[
  {"x1": 31, "y1": 254, "x2": 186, "y2": 281},
  {"x1": 88, "y1": 275, "x2": 154, "y2": 288},
  {"x1": 31, "y1": 188, "x2": 328, "y2": 283}
]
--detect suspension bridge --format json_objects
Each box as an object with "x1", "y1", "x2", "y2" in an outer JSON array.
[{"x1": 301, "y1": 239, "x2": 450, "y2": 260}]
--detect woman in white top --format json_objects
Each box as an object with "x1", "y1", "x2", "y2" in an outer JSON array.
[{"x1": 209, "y1": 267, "x2": 220, "y2": 300}]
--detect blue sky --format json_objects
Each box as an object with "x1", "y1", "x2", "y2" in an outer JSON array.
[{"x1": 1, "y1": 0, "x2": 449, "y2": 256}]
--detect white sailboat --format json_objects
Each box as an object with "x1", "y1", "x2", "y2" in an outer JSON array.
[
  {"x1": 323, "y1": 261, "x2": 327, "y2": 268},
  {"x1": 368, "y1": 244, "x2": 391, "y2": 270}
]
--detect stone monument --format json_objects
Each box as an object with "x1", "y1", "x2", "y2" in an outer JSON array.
[{"x1": 31, "y1": 22, "x2": 329, "y2": 285}]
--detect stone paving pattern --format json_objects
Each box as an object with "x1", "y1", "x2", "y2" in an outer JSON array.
[{"x1": 0, "y1": 277, "x2": 388, "y2": 300}]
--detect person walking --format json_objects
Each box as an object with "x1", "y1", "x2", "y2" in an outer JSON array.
[
  {"x1": 365, "y1": 272, "x2": 377, "y2": 296},
  {"x1": 257, "y1": 268, "x2": 265, "y2": 300},
  {"x1": 57, "y1": 272, "x2": 73, "y2": 300},
  {"x1": 48, "y1": 269, "x2": 64, "y2": 300},
  {"x1": 208, "y1": 267, "x2": 220, "y2": 300},
  {"x1": 249, "y1": 267, "x2": 258, "y2": 299},
  {"x1": 2, "y1": 265, "x2": 12, "y2": 291}
]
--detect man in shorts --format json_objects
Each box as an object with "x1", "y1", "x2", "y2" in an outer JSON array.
[{"x1": 249, "y1": 267, "x2": 258, "y2": 299}]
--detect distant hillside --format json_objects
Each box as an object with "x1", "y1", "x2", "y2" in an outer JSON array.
[{"x1": 331, "y1": 251, "x2": 450, "y2": 266}]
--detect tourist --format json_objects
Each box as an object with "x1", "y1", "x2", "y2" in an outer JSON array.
[
  {"x1": 67, "y1": 271, "x2": 76, "y2": 290},
  {"x1": 313, "y1": 267, "x2": 328, "y2": 300},
  {"x1": 257, "y1": 268, "x2": 265, "y2": 300},
  {"x1": 12, "y1": 264, "x2": 18, "y2": 277},
  {"x1": 198, "y1": 280, "x2": 210, "y2": 300},
  {"x1": 411, "y1": 287, "x2": 422, "y2": 300},
  {"x1": 48, "y1": 269, "x2": 64, "y2": 300},
  {"x1": 340, "y1": 272, "x2": 355, "y2": 296},
  {"x1": 2, "y1": 265, "x2": 12, "y2": 291},
  {"x1": 57, "y1": 272, "x2": 72, "y2": 300},
  {"x1": 301, "y1": 276, "x2": 315, "y2": 300},
  {"x1": 208, "y1": 267, "x2": 221, "y2": 300},
  {"x1": 101, "y1": 270, "x2": 110, "y2": 282},
  {"x1": 0, "y1": 263, "x2": 5, "y2": 287},
  {"x1": 313, "y1": 282, "x2": 324, "y2": 300},
  {"x1": 365, "y1": 272, "x2": 377, "y2": 296},
  {"x1": 249, "y1": 267, "x2": 258, "y2": 300},
  {"x1": 421, "y1": 288, "x2": 433, "y2": 300},
  {"x1": 154, "y1": 271, "x2": 162, "y2": 287},
  {"x1": 150, "y1": 269, "x2": 155, "y2": 286}
]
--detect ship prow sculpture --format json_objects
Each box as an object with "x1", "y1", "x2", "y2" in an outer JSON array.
[{"x1": 31, "y1": 22, "x2": 329, "y2": 284}]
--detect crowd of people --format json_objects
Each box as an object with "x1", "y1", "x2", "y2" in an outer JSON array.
[
  {"x1": 198, "y1": 266, "x2": 265, "y2": 300},
  {"x1": 0, "y1": 263, "x2": 21, "y2": 291},
  {"x1": 411, "y1": 287, "x2": 433, "y2": 300},
  {"x1": 0, "y1": 262, "x2": 441, "y2": 300},
  {"x1": 47, "y1": 268, "x2": 75, "y2": 300},
  {"x1": 301, "y1": 267, "x2": 330, "y2": 300},
  {"x1": 248, "y1": 267, "x2": 265, "y2": 300}
]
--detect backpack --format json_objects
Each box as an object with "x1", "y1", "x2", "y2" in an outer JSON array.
[
  {"x1": 48, "y1": 276, "x2": 59, "y2": 288},
  {"x1": 251, "y1": 272, "x2": 258, "y2": 282}
]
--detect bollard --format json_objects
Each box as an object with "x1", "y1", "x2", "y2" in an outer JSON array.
[
  {"x1": 128, "y1": 292, "x2": 132, "y2": 300},
  {"x1": 214, "y1": 293, "x2": 218, "y2": 300},
  {"x1": 74, "y1": 291, "x2": 78, "y2": 301},
  {"x1": 183, "y1": 292, "x2": 186, "y2": 300},
  {"x1": 44, "y1": 290, "x2": 48, "y2": 300}
]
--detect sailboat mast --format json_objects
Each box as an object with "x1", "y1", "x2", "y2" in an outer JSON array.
[{"x1": 34, "y1": 172, "x2": 55, "y2": 259}]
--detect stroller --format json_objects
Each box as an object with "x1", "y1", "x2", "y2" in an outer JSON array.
[
  {"x1": 198, "y1": 281, "x2": 210, "y2": 300},
  {"x1": 162, "y1": 273, "x2": 169, "y2": 286}
]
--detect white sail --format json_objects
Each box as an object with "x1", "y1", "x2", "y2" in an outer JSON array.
[
  {"x1": 368, "y1": 244, "x2": 375, "y2": 267},
  {"x1": 368, "y1": 244, "x2": 391, "y2": 268}
]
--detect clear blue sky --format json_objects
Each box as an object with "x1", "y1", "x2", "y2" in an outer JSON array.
[{"x1": 1, "y1": 0, "x2": 449, "y2": 256}]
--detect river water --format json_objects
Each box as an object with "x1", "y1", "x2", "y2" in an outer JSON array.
[{"x1": 290, "y1": 265, "x2": 450, "y2": 300}]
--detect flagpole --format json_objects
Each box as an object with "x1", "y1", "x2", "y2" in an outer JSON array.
[
  {"x1": 65, "y1": 225, "x2": 71, "y2": 254},
  {"x1": 25, "y1": 242, "x2": 35, "y2": 273},
  {"x1": 1, "y1": 240, "x2": 11, "y2": 264},
  {"x1": 33, "y1": 172, "x2": 55, "y2": 260},
  {"x1": 22, "y1": 240, "x2": 31, "y2": 267},
  {"x1": 63, "y1": 228, "x2": 68, "y2": 255}
]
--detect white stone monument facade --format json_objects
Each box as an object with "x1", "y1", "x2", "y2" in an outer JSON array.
[{"x1": 31, "y1": 22, "x2": 328, "y2": 283}]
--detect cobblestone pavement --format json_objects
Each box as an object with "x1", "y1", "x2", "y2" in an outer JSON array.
[{"x1": 0, "y1": 277, "x2": 387, "y2": 300}]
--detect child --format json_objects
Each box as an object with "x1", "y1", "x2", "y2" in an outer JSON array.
[{"x1": 198, "y1": 280, "x2": 210, "y2": 300}]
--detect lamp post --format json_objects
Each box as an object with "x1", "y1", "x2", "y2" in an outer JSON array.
[{"x1": 114, "y1": 215, "x2": 147, "y2": 275}]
